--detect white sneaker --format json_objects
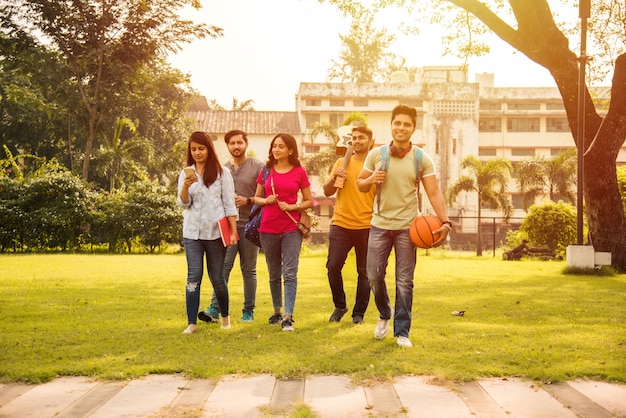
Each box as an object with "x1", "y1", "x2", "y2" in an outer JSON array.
[
  {"x1": 397, "y1": 336, "x2": 413, "y2": 347},
  {"x1": 374, "y1": 318, "x2": 390, "y2": 339}
]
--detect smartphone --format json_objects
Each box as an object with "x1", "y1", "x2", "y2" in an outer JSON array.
[{"x1": 183, "y1": 167, "x2": 197, "y2": 179}]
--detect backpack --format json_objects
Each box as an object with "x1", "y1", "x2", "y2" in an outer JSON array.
[{"x1": 379, "y1": 144, "x2": 424, "y2": 211}]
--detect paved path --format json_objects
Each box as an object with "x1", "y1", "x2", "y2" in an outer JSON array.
[{"x1": 1, "y1": 375, "x2": 625, "y2": 417}]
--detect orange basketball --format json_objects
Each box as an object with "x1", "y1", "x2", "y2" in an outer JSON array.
[{"x1": 409, "y1": 215, "x2": 442, "y2": 249}]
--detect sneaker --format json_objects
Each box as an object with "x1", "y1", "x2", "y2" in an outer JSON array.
[
  {"x1": 281, "y1": 318, "x2": 294, "y2": 331},
  {"x1": 329, "y1": 307, "x2": 348, "y2": 322},
  {"x1": 374, "y1": 317, "x2": 391, "y2": 339},
  {"x1": 221, "y1": 317, "x2": 231, "y2": 329},
  {"x1": 241, "y1": 311, "x2": 254, "y2": 322},
  {"x1": 397, "y1": 336, "x2": 413, "y2": 347},
  {"x1": 268, "y1": 312, "x2": 283, "y2": 325},
  {"x1": 182, "y1": 325, "x2": 196, "y2": 334},
  {"x1": 198, "y1": 306, "x2": 220, "y2": 323},
  {"x1": 352, "y1": 315, "x2": 364, "y2": 324}
]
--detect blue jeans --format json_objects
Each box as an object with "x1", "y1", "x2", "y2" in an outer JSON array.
[
  {"x1": 259, "y1": 230, "x2": 302, "y2": 317},
  {"x1": 366, "y1": 226, "x2": 416, "y2": 338},
  {"x1": 326, "y1": 225, "x2": 371, "y2": 318},
  {"x1": 183, "y1": 238, "x2": 228, "y2": 324},
  {"x1": 210, "y1": 225, "x2": 259, "y2": 313}
]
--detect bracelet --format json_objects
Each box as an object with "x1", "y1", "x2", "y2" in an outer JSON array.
[
  {"x1": 247, "y1": 197, "x2": 252, "y2": 205},
  {"x1": 296, "y1": 202, "x2": 301, "y2": 210},
  {"x1": 441, "y1": 221, "x2": 452, "y2": 230}
]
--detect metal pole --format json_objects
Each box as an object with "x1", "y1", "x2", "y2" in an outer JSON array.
[{"x1": 577, "y1": 0, "x2": 589, "y2": 245}]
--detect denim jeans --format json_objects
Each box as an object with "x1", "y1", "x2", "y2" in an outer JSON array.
[
  {"x1": 210, "y1": 225, "x2": 259, "y2": 314},
  {"x1": 183, "y1": 238, "x2": 228, "y2": 324},
  {"x1": 366, "y1": 226, "x2": 416, "y2": 338},
  {"x1": 326, "y1": 225, "x2": 371, "y2": 318},
  {"x1": 259, "y1": 230, "x2": 302, "y2": 317}
]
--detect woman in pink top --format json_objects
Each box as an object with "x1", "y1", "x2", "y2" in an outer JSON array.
[{"x1": 251, "y1": 133, "x2": 313, "y2": 332}]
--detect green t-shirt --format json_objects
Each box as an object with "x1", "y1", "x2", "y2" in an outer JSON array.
[{"x1": 363, "y1": 146, "x2": 436, "y2": 230}]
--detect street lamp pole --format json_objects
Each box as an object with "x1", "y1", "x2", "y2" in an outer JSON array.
[{"x1": 577, "y1": 0, "x2": 590, "y2": 245}]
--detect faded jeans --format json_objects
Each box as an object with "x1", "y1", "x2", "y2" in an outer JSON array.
[
  {"x1": 326, "y1": 225, "x2": 371, "y2": 318},
  {"x1": 259, "y1": 230, "x2": 302, "y2": 317},
  {"x1": 366, "y1": 226, "x2": 416, "y2": 338},
  {"x1": 210, "y1": 225, "x2": 259, "y2": 314},
  {"x1": 183, "y1": 238, "x2": 228, "y2": 325}
]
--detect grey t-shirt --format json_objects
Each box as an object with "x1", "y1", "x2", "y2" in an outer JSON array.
[{"x1": 225, "y1": 158, "x2": 264, "y2": 226}]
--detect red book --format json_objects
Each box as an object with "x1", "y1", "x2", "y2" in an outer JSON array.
[{"x1": 217, "y1": 217, "x2": 239, "y2": 246}]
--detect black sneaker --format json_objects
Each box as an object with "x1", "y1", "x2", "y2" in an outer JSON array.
[
  {"x1": 268, "y1": 312, "x2": 283, "y2": 325},
  {"x1": 329, "y1": 307, "x2": 348, "y2": 322},
  {"x1": 281, "y1": 318, "x2": 294, "y2": 331},
  {"x1": 352, "y1": 315, "x2": 364, "y2": 324}
]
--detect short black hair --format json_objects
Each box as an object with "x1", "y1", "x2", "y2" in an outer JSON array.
[
  {"x1": 391, "y1": 105, "x2": 417, "y2": 127},
  {"x1": 224, "y1": 129, "x2": 248, "y2": 144}
]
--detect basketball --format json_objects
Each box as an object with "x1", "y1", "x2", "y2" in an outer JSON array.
[{"x1": 409, "y1": 215, "x2": 442, "y2": 249}]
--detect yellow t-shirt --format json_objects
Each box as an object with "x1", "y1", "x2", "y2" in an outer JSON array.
[{"x1": 331, "y1": 157, "x2": 375, "y2": 230}]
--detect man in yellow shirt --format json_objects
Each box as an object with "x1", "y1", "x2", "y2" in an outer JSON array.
[{"x1": 323, "y1": 126, "x2": 375, "y2": 324}]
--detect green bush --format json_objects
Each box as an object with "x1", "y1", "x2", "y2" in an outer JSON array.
[
  {"x1": 0, "y1": 177, "x2": 25, "y2": 251},
  {"x1": 520, "y1": 201, "x2": 576, "y2": 254}
]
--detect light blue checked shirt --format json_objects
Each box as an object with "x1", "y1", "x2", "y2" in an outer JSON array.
[{"x1": 177, "y1": 166, "x2": 237, "y2": 240}]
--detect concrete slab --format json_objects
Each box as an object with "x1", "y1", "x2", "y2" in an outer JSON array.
[
  {"x1": 541, "y1": 382, "x2": 613, "y2": 418},
  {"x1": 0, "y1": 377, "x2": 98, "y2": 418},
  {"x1": 269, "y1": 378, "x2": 304, "y2": 414},
  {"x1": 304, "y1": 375, "x2": 369, "y2": 417},
  {"x1": 364, "y1": 381, "x2": 402, "y2": 416},
  {"x1": 88, "y1": 374, "x2": 187, "y2": 418},
  {"x1": 157, "y1": 378, "x2": 215, "y2": 417},
  {"x1": 479, "y1": 378, "x2": 578, "y2": 418},
  {"x1": 567, "y1": 380, "x2": 626, "y2": 417},
  {"x1": 0, "y1": 383, "x2": 34, "y2": 407},
  {"x1": 457, "y1": 381, "x2": 509, "y2": 418},
  {"x1": 56, "y1": 381, "x2": 127, "y2": 418},
  {"x1": 202, "y1": 374, "x2": 275, "y2": 418},
  {"x1": 394, "y1": 376, "x2": 473, "y2": 418}
]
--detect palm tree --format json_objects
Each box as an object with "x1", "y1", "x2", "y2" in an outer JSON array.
[
  {"x1": 94, "y1": 118, "x2": 153, "y2": 191},
  {"x1": 448, "y1": 155, "x2": 513, "y2": 256},
  {"x1": 516, "y1": 149, "x2": 577, "y2": 211},
  {"x1": 231, "y1": 98, "x2": 255, "y2": 111}
]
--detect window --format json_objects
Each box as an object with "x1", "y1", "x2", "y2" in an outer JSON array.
[
  {"x1": 405, "y1": 99, "x2": 423, "y2": 108},
  {"x1": 511, "y1": 148, "x2": 535, "y2": 157},
  {"x1": 546, "y1": 118, "x2": 570, "y2": 132},
  {"x1": 551, "y1": 148, "x2": 573, "y2": 156},
  {"x1": 507, "y1": 118, "x2": 540, "y2": 132},
  {"x1": 305, "y1": 113, "x2": 320, "y2": 128},
  {"x1": 547, "y1": 102, "x2": 565, "y2": 110},
  {"x1": 480, "y1": 101, "x2": 501, "y2": 110},
  {"x1": 415, "y1": 114, "x2": 423, "y2": 130},
  {"x1": 507, "y1": 102, "x2": 540, "y2": 110},
  {"x1": 329, "y1": 113, "x2": 343, "y2": 128},
  {"x1": 511, "y1": 194, "x2": 523, "y2": 209},
  {"x1": 479, "y1": 118, "x2": 502, "y2": 132},
  {"x1": 478, "y1": 148, "x2": 497, "y2": 156},
  {"x1": 306, "y1": 99, "x2": 321, "y2": 106},
  {"x1": 330, "y1": 99, "x2": 344, "y2": 107},
  {"x1": 353, "y1": 99, "x2": 368, "y2": 107},
  {"x1": 305, "y1": 145, "x2": 320, "y2": 154}
]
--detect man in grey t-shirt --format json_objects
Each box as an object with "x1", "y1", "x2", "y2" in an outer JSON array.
[{"x1": 199, "y1": 130, "x2": 263, "y2": 323}]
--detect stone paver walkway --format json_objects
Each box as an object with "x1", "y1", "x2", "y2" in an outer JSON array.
[{"x1": 0, "y1": 374, "x2": 625, "y2": 417}]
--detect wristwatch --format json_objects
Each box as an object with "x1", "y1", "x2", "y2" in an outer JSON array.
[{"x1": 247, "y1": 197, "x2": 252, "y2": 205}]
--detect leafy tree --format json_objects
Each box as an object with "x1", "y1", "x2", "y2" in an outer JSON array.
[
  {"x1": 516, "y1": 148, "x2": 577, "y2": 210},
  {"x1": 94, "y1": 118, "x2": 152, "y2": 191},
  {"x1": 448, "y1": 155, "x2": 513, "y2": 256},
  {"x1": 0, "y1": 177, "x2": 25, "y2": 251},
  {"x1": 520, "y1": 201, "x2": 577, "y2": 254},
  {"x1": 327, "y1": 8, "x2": 399, "y2": 82},
  {"x1": 6, "y1": 0, "x2": 222, "y2": 182},
  {"x1": 322, "y1": 0, "x2": 626, "y2": 268}
]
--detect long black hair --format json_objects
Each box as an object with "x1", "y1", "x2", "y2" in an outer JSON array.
[
  {"x1": 265, "y1": 133, "x2": 301, "y2": 168},
  {"x1": 186, "y1": 131, "x2": 223, "y2": 186}
]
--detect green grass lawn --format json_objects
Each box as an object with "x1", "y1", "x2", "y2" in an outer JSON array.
[{"x1": 1, "y1": 250, "x2": 624, "y2": 384}]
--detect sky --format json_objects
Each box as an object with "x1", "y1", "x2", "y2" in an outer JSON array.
[{"x1": 167, "y1": 0, "x2": 562, "y2": 111}]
